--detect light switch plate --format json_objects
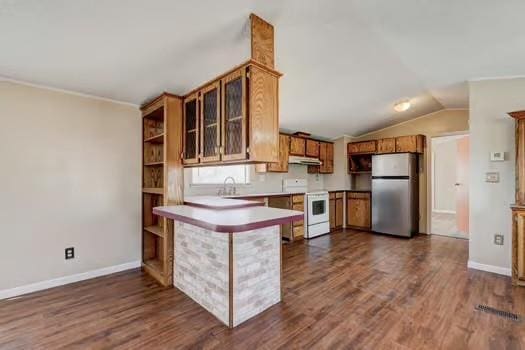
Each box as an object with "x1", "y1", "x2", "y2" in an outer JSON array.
[
  {"x1": 486, "y1": 172, "x2": 500, "y2": 183},
  {"x1": 494, "y1": 234, "x2": 504, "y2": 245},
  {"x1": 490, "y1": 151, "x2": 505, "y2": 161}
]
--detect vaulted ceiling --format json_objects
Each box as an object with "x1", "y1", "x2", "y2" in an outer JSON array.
[{"x1": 1, "y1": 0, "x2": 525, "y2": 137}]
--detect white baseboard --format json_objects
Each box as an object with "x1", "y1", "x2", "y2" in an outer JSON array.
[
  {"x1": 467, "y1": 260, "x2": 511, "y2": 277},
  {"x1": 0, "y1": 260, "x2": 141, "y2": 301}
]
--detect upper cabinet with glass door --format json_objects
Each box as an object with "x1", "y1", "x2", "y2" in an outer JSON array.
[
  {"x1": 200, "y1": 81, "x2": 221, "y2": 163},
  {"x1": 222, "y1": 68, "x2": 247, "y2": 161},
  {"x1": 182, "y1": 62, "x2": 281, "y2": 167},
  {"x1": 183, "y1": 92, "x2": 199, "y2": 164}
]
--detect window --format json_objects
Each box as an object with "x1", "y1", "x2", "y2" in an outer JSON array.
[{"x1": 191, "y1": 165, "x2": 250, "y2": 185}]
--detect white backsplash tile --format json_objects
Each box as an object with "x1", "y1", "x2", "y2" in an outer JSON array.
[{"x1": 184, "y1": 164, "x2": 325, "y2": 196}]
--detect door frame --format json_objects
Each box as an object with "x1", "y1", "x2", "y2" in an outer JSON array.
[{"x1": 426, "y1": 131, "x2": 469, "y2": 238}]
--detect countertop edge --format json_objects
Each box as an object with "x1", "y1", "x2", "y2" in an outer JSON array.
[
  {"x1": 224, "y1": 192, "x2": 305, "y2": 199},
  {"x1": 184, "y1": 201, "x2": 263, "y2": 210},
  {"x1": 152, "y1": 207, "x2": 304, "y2": 233}
]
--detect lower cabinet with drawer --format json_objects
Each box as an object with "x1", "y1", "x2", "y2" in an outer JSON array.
[
  {"x1": 291, "y1": 194, "x2": 305, "y2": 240},
  {"x1": 267, "y1": 194, "x2": 305, "y2": 241},
  {"x1": 346, "y1": 191, "x2": 371, "y2": 230},
  {"x1": 329, "y1": 191, "x2": 344, "y2": 231}
]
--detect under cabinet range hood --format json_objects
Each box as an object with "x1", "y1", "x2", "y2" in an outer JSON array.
[{"x1": 288, "y1": 156, "x2": 322, "y2": 165}]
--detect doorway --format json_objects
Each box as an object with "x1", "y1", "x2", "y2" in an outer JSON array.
[{"x1": 430, "y1": 134, "x2": 469, "y2": 239}]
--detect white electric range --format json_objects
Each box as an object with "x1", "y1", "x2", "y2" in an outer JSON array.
[{"x1": 282, "y1": 179, "x2": 330, "y2": 239}]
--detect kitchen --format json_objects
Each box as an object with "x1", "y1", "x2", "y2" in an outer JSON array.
[
  {"x1": 2, "y1": 2, "x2": 525, "y2": 348},
  {"x1": 139, "y1": 14, "x2": 428, "y2": 327}
]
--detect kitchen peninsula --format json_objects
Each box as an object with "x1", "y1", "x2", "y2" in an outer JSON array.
[{"x1": 153, "y1": 197, "x2": 303, "y2": 328}]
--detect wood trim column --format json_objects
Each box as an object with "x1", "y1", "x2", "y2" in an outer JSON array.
[
  {"x1": 509, "y1": 111, "x2": 525, "y2": 205},
  {"x1": 280, "y1": 231, "x2": 283, "y2": 301},
  {"x1": 164, "y1": 219, "x2": 174, "y2": 286},
  {"x1": 228, "y1": 232, "x2": 234, "y2": 328},
  {"x1": 508, "y1": 110, "x2": 525, "y2": 287},
  {"x1": 250, "y1": 14, "x2": 274, "y2": 69}
]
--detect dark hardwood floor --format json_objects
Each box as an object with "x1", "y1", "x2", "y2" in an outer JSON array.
[{"x1": 1, "y1": 230, "x2": 524, "y2": 349}]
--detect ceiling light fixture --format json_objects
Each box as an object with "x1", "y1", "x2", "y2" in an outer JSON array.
[{"x1": 394, "y1": 100, "x2": 411, "y2": 112}]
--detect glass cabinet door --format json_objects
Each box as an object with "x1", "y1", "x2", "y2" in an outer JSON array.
[
  {"x1": 221, "y1": 68, "x2": 247, "y2": 161},
  {"x1": 183, "y1": 93, "x2": 199, "y2": 164},
  {"x1": 200, "y1": 82, "x2": 221, "y2": 162}
]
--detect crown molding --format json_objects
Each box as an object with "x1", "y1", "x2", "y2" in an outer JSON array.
[{"x1": 0, "y1": 76, "x2": 140, "y2": 108}]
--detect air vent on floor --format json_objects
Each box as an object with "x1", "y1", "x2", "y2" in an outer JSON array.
[{"x1": 475, "y1": 304, "x2": 521, "y2": 322}]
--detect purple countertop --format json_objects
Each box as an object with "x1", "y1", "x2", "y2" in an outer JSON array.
[{"x1": 153, "y1": 205, "x2": 304, "y2": 233}]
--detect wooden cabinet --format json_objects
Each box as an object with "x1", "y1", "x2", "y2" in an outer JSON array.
[
  {"x1": 348, "y1": 155, "x2": 372, "y2": 174},
  {"x1": 200, "y1": 82, "x2": 221, "y2": 163},
  {"x1": 348, "y1": 135, "x2": 425, "y2": 156},
  {"x1": 221, "y1": 68, "x2": 247, "y2": 161},
  {"x1": 347, "y1": 192, "x2": 371, "y2": 230},
  {"x1": 509, "y1": 111, "x2": 525, "y2": 287},
  {"x1": 347, "y1": 135, "x2": 425, "y2": 174},
  {"x1": 377, "y1": 138, "x2": 396, "y2": 154},
  {"x1": 267, "y1": 194, "x2": 304, "y2": 241},
  {"x1": 329, "y1": 195, "x2": 335, "y2": 230},
  {"x1": 256, "y1": 133, "x2": 290, "y2": 173},
  {"x1": 290, "y1": 136, "x2": 306, "y2": 156},
  {"x1": 183, "y1": 93, "x2": 199, "y2": 164},
  {"x1": 348, "y1": 140, "x2": 376, "y2": 155},
  {"x1": 141, "y1": 93, "x2": 184, "y2": 287},
  {"x1": 320, "y1": 142, "x2": 334, "y2": 173},
  {"x1": 308, "y1": 142, "x2": 334, "y2": 174},
  {"x1": 306, "y1": 139, "x2": 320, "y2": 158},
  {"x1": 329, "y1": 191, "x2": 344, "y2": 231},
  {"x1": 183, "y1": 63, "x2": 281, "y2": 166},
  {"x1": 395, "y1": 135, "x2": 424, "y2": 153},
  {"x1": 259, "y1": 135, "x2": 333, "y2": 174},
  {"x1": 291, "y1": 195, "x2": 305, "y2": 240},
  {"x1": 512, "y1": 208, "x2": 525, "y2": 286},
  {"x1": 335, "y1": 192, "x2": 344, "y2": 228}
]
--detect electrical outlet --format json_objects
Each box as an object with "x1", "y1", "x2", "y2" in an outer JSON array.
[
  {"x1": 65, "y1": 247, "x2": 75, "y2": 260},
  {"x1": 494, "y1": 234, "x2": 504, "y2": 246}
]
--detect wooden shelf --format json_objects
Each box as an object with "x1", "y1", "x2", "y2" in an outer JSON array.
[
  {"x1": 144, "y1": 225, "x2": 164, "y2": 237},
  {"x1": 144, "y1": 258, "x2": 163, "y2": 271},
  {"x1": 143, "y1": 259, "x2": 164, "y2": 282},
  {"x1": 349, "y1": 171, "x2": 371, "y2": 174},
  {"x1": 143, "y1": 106, "x2": 164, "y2": 121},
  {"x1": 143, "y1": 188, "x2": 163, "y2": 195},
  {"x1": 144, "y1": 133, "x2": 164, "y2": 143},
  {"x1": 227, "y1": 116, "x2": 243, "y2": 122},
  {"x1": 144, "y1": 161, "x2": 164, "y2": 166}
]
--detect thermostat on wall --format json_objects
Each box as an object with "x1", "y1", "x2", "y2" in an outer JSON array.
[
  {"x1": 486, "y1": 172, "x2": 500, "y2": 183},
  {"x1": 490, "y1": 151, "x2": 505, "y2": 161}
]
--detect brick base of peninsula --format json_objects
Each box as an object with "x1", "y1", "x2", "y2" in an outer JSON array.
[
  {"x1": 176, "y1": 222, "x2": 280, "y2": 327},
  {"x1": 153, "y1": 198, "x2": 303, "y2": 328}
]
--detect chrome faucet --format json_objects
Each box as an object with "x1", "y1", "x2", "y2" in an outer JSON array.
[{"x1": 218, "y1": 176, "x2": 237, "y2": 196}]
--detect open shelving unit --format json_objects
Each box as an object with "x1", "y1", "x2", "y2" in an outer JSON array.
[
  {"x1": 141, "y1": 93, "x2": 183, "y2": 287},
  {"x1": 348, "y1": 154, "x2": 372, "y2": 174}
]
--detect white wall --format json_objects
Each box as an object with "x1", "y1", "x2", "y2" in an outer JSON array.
[
  {"x1": 468, "y1": 78, "x2": 525, "y2": 272},
  {"x1": 0, "y1": 81, "x2": 141, "y2": 292},
  {"x1": 432, "y1": 138, "x2": 458, "y2": 212}
]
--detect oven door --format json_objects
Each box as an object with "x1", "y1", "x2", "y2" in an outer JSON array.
[{"x1": 307, "y1": 196, "x2": 329, "y2": 225}]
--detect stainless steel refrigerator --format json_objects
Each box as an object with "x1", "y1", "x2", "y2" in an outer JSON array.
[{"x1": 371, "y1": 153, "x2": 418, "y2": 237}]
